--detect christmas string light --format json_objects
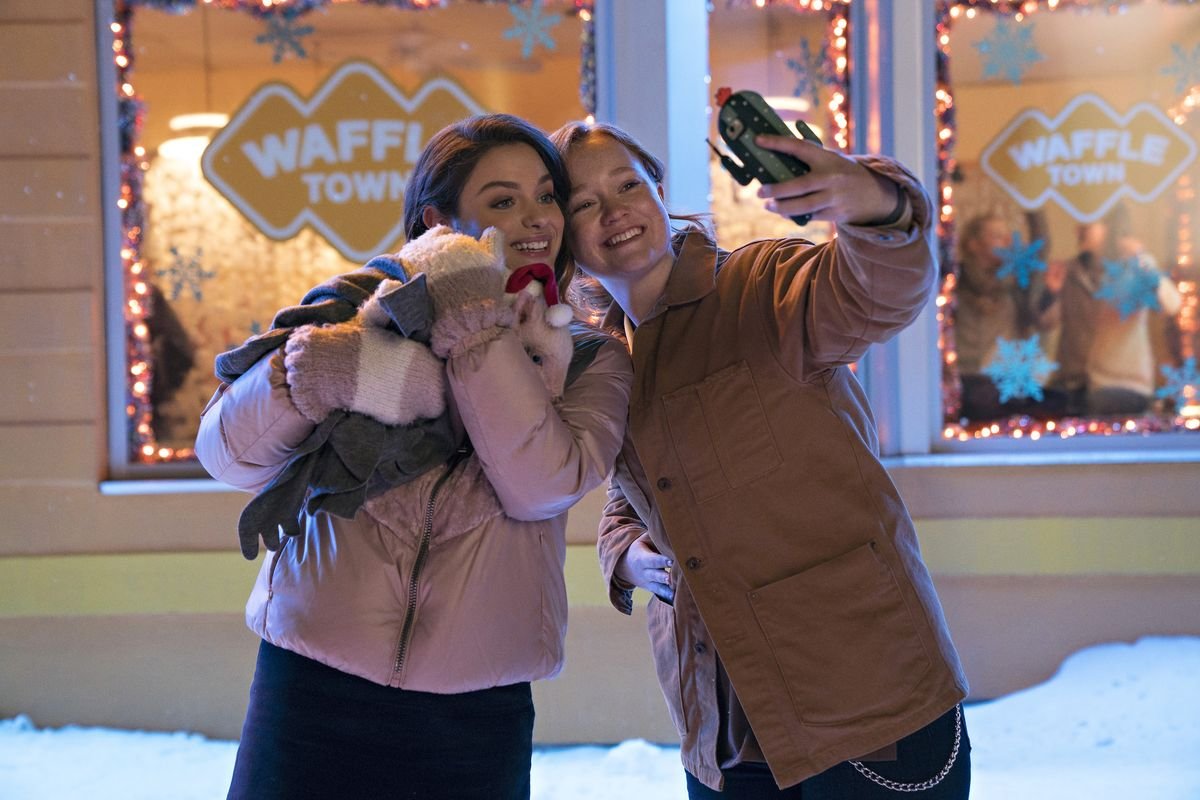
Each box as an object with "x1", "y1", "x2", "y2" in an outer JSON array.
[
  {"x1": 113, "y1": 0, "x2": 595, "y2": 463},
  {"x1": 936, "y1": 0, "x2": 1200, "y2": 441},
  {"x1": 710, "y1": 0, "x2": 851, "y2": 152}
]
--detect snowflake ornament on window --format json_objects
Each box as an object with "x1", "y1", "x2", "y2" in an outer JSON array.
[
  {"x1": 973, "y1": 17, "x2": 1044, "y2": 85},
  {"x1": 1156, "y1": 357, "x2": 1199, "y2": 413},
  {"x1": 159, "y1": 246, "x2": 216, "y2": 302},
  {"x1": 994, "y1": 231, "x2": 1046, "y2": 289},
  {"x1": 982, "y1": 334, "x2": 1057, "y2": 403},
  {"x1": 784, "y1": 39, "x2": 831, "y2": 112},
  {"x1": 1094, "y1": 256, "x2": 1162, "y2": 320},
  {"x1": 255, "y1": 14, "x2": 315, "y2": 63},
  {"x1": 1161, "y1": 42, "x2": 1200, "y2": 95},
  {"x1": 503, "y1": 0, "x2": 562, "y2": 60}
]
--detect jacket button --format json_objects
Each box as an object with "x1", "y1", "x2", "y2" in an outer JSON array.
[
  {"x1": 656, "y1": 477, "x2": 672, "y2": 490},
  {"x1": 694, "y1": 642, "x2": 707, "y2": 654},
  {"x1": 686, "y1": 557, "x2": 702, "y2": 570}
]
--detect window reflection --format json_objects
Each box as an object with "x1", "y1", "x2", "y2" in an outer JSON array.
[{"x1": 937, "y1": 1, "x2": 1200, "y2": 440}]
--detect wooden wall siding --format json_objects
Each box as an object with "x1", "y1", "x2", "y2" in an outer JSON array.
[
  {"x1": 0, "y1": 22, "x2": 95, "y2": 84},
  {"x1": 0, "y1": 2, "x2": 88, "y2": 22},
  {"x1": 0, "y1": 0, "x2": 104, "y2": 433},
  {"x1": 0, "y1": 220, "x2": 102, "y2": 291},
  {"x1": 0, "y1": 0, "x2": 115, "y2": 553},
  {"x1": 0, "y1": 160, "x2": 99, "y2": 218},
  {"x1": 0, "y1": 424, "x2": 98, "y2": 483},
  {"x1": 0, "y1": 486, "x2": 248, "y2": 555},
  {"x1": 0, "y1": 4, "x2": 102, "y2": 295},
  {"x1": 3, "y1": 577, "x2": 1196, "y2": 742}
]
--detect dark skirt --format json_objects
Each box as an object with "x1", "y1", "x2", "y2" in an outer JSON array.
[{"x1": 227, "y1": 640, "x2": 535, "y2": 800}]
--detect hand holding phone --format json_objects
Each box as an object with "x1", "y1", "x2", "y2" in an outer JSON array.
[{"x1": 710, "y1": 88, "x2": 823, "y2": 226}]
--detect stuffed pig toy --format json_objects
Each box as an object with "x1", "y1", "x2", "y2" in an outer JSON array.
[{"x1": 285, "y1": 225, "x2": 574, "y2": 431}]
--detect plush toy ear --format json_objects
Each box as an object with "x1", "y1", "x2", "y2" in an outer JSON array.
[
  {"x1": 480, "y1": 227, "x2": 506, "y2": 263},
  {"x1": 512, "y1": 288, "x2": 536, "y2": 325}
]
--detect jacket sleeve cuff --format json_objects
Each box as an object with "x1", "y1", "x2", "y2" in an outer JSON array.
[
  {"x1": 837, "y1": 154, "x2": 931, "y2": 246},
  {"x1": 609, "y1": 576, "x2": 636, "y2": 615}
]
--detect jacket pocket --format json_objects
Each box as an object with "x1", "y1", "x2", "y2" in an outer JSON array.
[
  {"x1": 646, "y1": 596, "x2": 689, "y2": 736},
  {"x1": 662, "y1": 362, "x2": 782, "y2": 502},
  {"x1": 748, "y1": 541, "x2": 932, "y2": 726}
]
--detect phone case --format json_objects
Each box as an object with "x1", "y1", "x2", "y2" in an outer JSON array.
[{"x1": 713, "y1": 88, "x2": 822, "y2": 226}]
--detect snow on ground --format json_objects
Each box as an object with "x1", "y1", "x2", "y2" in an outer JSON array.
[{"x1": 1, "y1": 636, "x2": 1198, "y2": 799}]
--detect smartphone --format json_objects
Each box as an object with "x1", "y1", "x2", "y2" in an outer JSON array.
[{"x1": 712, "y1": 88, "x2": 822, "y2": 226}]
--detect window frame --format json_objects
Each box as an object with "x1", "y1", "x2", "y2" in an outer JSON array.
[
  {"x1": 856, "y1": 0, "x2": 1200, "y2": 517},
  {"x1": 98, "y1": 0, "x2": 1200, "y2": 502},
  {"x1": 99, "y1": 0, "x2": 598, "y2": 481}
]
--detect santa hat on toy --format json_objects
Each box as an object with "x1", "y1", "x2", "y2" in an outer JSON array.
[{"x1": 504, "y1": 263, "x2": 574, "y2": 328}]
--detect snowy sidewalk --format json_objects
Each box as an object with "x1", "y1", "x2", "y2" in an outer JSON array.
[{"x1": 2, "y1": 637, "x2": 1198, "y2": 799}]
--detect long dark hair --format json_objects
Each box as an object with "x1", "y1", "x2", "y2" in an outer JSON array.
[
  {"x1": 549, "y1": 120, "x2": 714, "y2": 324},
  {"x1": 402, "y1": 114, "x2": 574, "y2": 286}
]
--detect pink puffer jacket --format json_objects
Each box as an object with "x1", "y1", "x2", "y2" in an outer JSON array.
[{"x1": 196, "y1": 326, "x2": 632, "y2": 692}]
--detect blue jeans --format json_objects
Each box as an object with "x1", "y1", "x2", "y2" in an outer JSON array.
[{"x1": 685, "y1": 705, "x2": 970, "y2": 799}]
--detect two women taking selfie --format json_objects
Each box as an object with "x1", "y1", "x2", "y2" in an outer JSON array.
[{"x1": 199, "y1": 110, "x2": 969, "y2": 799}]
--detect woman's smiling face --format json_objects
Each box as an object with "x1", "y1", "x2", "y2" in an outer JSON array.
[
  {"x1": 447, "y1": 142, "x2": 563, "y2": 270},
  {"x1": 564, "y1": 134, "x2": 673, "y2": 284}
]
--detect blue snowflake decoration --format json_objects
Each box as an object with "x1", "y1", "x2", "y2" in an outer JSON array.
[
  {"x1": 159, "y1": 246, "x2": 216, "y2": 302},
  {"x1": 1156, "y1": 356, "x2": 1199, "y2": 412},
  {"x1": 1094, "y1": 257, "x2": 1161, "y2": 320},
  {"x1": 503, "y1": 0, "x2": 562, "y2": 60},
  {"x1": 973, "y1": 17, "x2": 1044, "y2": 85},
  {"x1": 993, "y1": 231, "x2": 1046, "y2": 289},
  {"x1": 982, "y1": 334, "x2": 1057, "y2": 403},
  {"x1": 1161, "y1": 42, "x2": 1200, "y2": 95},
  {"x1": 255, "y1": 14, "x2": 315, "y2": 63},
  {"x1": 784, "y1": 39, "x2": 831, "y2": 111}
]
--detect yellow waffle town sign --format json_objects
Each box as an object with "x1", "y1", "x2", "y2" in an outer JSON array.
[
  {"x1": 202, "y1": 61, "x2": 486, "y2": 261},
  {"x1": 980, "y1": 93, "x2": 1197, "y2": 223}
]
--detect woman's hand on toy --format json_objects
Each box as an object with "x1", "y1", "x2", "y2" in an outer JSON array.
[{"x1": 284, "y1": 322, "x2": 445, "y2": 426}]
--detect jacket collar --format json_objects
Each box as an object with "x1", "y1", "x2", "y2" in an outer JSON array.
[
  {"x1": 663, "y1": 228, "x2": 720, "y2": 308},
  {"x1": 600, "y1": 229, "x2": 720, "y2": 335}
]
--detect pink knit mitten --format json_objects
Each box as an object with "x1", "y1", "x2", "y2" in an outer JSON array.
[
  {"x1": 283, "y1": 322, "x2": 445, "y2": 426},
  {"x1": 398, "y1": 225, "x2": 514, "y2": 358}
]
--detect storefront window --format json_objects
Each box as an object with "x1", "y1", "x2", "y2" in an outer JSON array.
[
  {"x1": 107, "y1": 0, "x2": 591, "y2": 469},
  {"x1": 937, "y1": 0, "x2": 1200, "y2": 443},
  {"x1": 707, "y1": 0, "x2": 850, "y2": 250}
]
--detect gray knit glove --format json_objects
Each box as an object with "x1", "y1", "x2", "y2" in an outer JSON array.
[
  {"x1": 398, "y1": 225, "x2": 514, "y2": 358},
  {"x1": 283, "y1": 320, "x2": 445, "y2": 426}
]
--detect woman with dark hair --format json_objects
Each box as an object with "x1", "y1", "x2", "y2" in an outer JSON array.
[
  {"x1": 553, "y1": 120, "x2": 971, "y2": 798},
  {"x1": 196, "y1": 114, "x2": 632, "y2": 799}
]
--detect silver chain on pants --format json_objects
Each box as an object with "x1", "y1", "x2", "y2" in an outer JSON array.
[{"x1": 848, "y1": 705, "x2": 963, "y2": 792}]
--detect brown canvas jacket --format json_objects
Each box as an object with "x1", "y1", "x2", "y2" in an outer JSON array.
[{"x1": 597, "y1": 156, "x2": 969, "y2": 790}]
